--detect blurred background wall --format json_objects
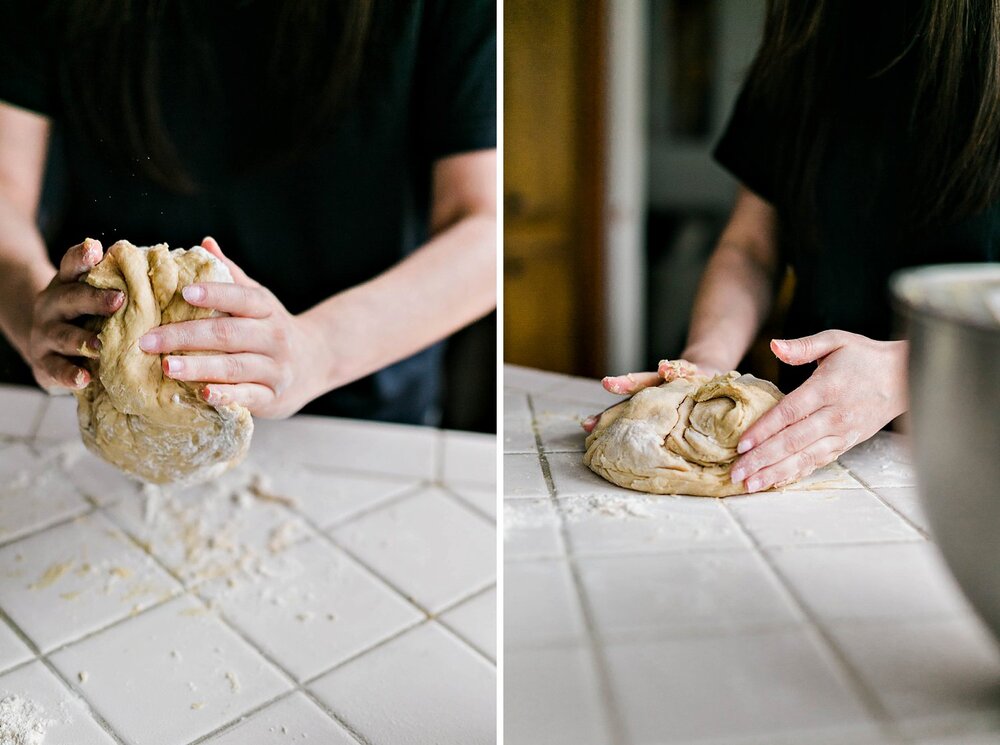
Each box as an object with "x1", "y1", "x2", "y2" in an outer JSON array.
[{"x1": 505, "y1": 0, "x2": 779, "y2": 379}]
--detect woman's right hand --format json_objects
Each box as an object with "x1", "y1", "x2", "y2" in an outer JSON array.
[
  {"x1": 581, "y1": 358, "x2": 723, "y2": 433},
  {"x1": 27, "y1": 238, "x2": 124, "y2": 390}
]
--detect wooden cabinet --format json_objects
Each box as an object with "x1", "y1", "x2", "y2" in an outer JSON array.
[{"x1": 503, "y1": 0, "x2": 606, "y2": 375}]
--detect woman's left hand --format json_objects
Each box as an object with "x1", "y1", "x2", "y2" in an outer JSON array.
[
  {"x1": 137, "y1": 237, "x2": 329, "y2": 419},
  {"x1": 730, "y1": 330, "x2": 908, "y2": 492}
]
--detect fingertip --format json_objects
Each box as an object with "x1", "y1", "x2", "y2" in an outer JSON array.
[
  {"x1": 182, "y1": 285, "x2": 206, "y2": 303},
  {"x1": 736, "y1": 439, "x2": 753, "y2": 454},
  {"x1": 82, "y1": 238, "x2": 103, "y2": 264},
  {"x1": 138, "y1": 333, "x2": 159, "y2": 352}
]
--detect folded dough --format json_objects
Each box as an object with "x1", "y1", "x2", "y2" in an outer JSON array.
[
  {"x1": 584, "y1": 371, "x2": 783, "y2": 497},
  {"x1": 75, "y1": 240, "x2": 253, "y2": 484}
]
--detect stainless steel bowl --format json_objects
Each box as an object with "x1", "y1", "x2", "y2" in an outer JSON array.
[{"x1": 892, "y1": 264, "x2": 1000, "y2": 639}]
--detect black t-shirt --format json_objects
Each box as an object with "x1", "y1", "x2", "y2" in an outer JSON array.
[
  {"x1": 0, "y1": 0, "x2": 496, "y2": 424},
  {"x1": 713, "y1": 23, "x2": 999, "y2": 391}
]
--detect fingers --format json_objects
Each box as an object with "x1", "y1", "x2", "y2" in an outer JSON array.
[
  {"x1": 37, "y1": 352, "x2": 89, "y2": 390},
  {"x1": 770, "y1": 330, "x2": 848, "y2": 366},
  {"x1": 58, "y1": 238, "x2": 103, "y2": 282},
  {"x1": 138, "y1": 317, "x2": 270, "y2": 354},
  {"x1": 739, "y1": 435, "x2": 842, "y2": 493},
  {"x1": 737, "y1": 383, "x2": 824, "y2": 455},
  {"x1": 181, "y1": 282, "x2": 273, "y2": 319},
  {"x1": 163, "y1": 352, "x2": 286, "y2": 393},
  {"x1": 44, "y1": 284, "x2": 124, "y2": 323},
  {"x1": 202, "y1": 382, "x2": 274, "y2": 412},
  {"x1": 657, "y1": 359, "x2": 706, "y2": 381},
  {"x1": 44, "y1": 322, "x2": 101, "y2": 358},
  {"x1": 200, "y1": 236, "x2": 257, "y2": 287},
  {"x1": 731, "y1": 407, "x2": 838, "y2": 486},
  {"x1": 602, "y1": 371, "x2": 662, "y2": 395},
  {"x1": 582, "y1": 415, "x2": 599, "y2": 433}
]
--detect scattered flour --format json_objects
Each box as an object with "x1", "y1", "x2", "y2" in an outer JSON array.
[
  {"x1": 0, "y1": 695, "x2": 50, "y2": 745},
  {"x1": 560, "y1": 495, "x2": 655, "y2": 521}
]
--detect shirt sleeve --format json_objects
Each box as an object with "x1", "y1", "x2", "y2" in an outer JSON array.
[
  {"x1": 712, "y1": 80, "x2": 778, "y2": 205},
  {"x1": 0, "y1": 1, "x2": 58, "y2": 117},
  {"x1": 415, "y1": 0, "x2": 497, "y2": 160}
]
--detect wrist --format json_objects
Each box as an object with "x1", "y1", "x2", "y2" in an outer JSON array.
[
  {"x1": 295, "y1": 307, "x2": 357, "y2": 397},
  {"x1": 678, "y1": 342, "x2": 737, "y2": 373},
  {"x1": 0, "y1": 261, "x2": 51, "y2": 357}
]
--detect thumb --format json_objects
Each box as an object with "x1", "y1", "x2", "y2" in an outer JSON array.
[
  {"x1": 200, "y1": 236, "x2": 257, "y2": 287},
  {"x1": 771, "y1": 331, "x2": 845, "y2": 365}
]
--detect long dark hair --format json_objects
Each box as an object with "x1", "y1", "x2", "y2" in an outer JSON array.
[
  {"x1": 53, "y1": 0, "x2": 377, "y2": 193},
  {"x1": 746, "y1": 0, "x2": 1000, "y2": 231}
]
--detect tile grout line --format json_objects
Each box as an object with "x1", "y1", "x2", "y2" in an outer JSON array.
[
  {"x1": 98, "y1": 516, "x2": 376, "y2": 745},
  {"x1": 527, "y1": 393, "x2": 629, "y2": 745},
  {"x1": 719, "y1": 497, "x2": 904, "y2": 743},
  {"x1": 3, "y1": 429, "x2": 493, "y2": 742},
  {"x1": 439, "y1": 483, "x2": 496, "y2": 526},
  {"x1": 844, "y1": 470, "x2": 930, "y2": 540},
  {"x1": 26, "y1": 394, "x2": 50, "y2": 441},
  {"x1": 434, "y1": 582, "x2": 497, "y2": 664},
  {"x1": 298, "y1": 505, "x2": 497, "y2": 664},
  {"x1": 0, "y1": 504, "x2": 100, "y2": 552},
  {"x1": 434, "y1": 429, "x2": 446, "y2": 485},
  {"x1": 36, "y1": 655, "x2": 131, "y2": 745}
]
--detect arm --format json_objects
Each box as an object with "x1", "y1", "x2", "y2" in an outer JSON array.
[
  {"x1": 0, "y1": 102, "x2": 54, "y2": 357},
  {"x1": 680, "y1": 185, "x2": 780, "y2": 371},
  {"x1": 595, "y1": 185, "x2": 780, "y2": 402},
  {"x1": 145, "y1": 149, "x2": 497, "y2": 418},
  {"x1": 0, "y1": 101, "x2": 123, "y2": 389},
  {"x1": 301, "y1": 148, "x2": 497, "y2": 394}
]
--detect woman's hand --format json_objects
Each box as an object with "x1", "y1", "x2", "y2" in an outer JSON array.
[
  {"x1": 27, "y1": 238, "x2": 125, "y2": 390},
  {"x1": 581, "y1": 358, "x2": 722, "y2": 433},
  {"x1": 138, "y1": 237, "x2": 329, "y2": 419},
  {"x1": 730, "y1": 330, "x2": 908, "y2": 492}
]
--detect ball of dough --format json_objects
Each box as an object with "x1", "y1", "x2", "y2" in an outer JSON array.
[
  {"x1": 75, "y1": 240, "x2": 254, "y2": 484},
  {"x1": 584, "y1": 371, "x2": 783, "y2": 497}
]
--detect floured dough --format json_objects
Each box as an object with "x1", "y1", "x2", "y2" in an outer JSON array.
[
  {"x1": 584, "y1": 371, "x2": 783, "y2": 497},
  {"x1": 75, "y1": 240, "x2": 253, "y2": 484}
]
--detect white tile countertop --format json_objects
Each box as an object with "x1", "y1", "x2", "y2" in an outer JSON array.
[
  {"x1": 503, "y1": 365, "x2": 1000, "y2": 745},
  {"x1": 0, "y1": 384, "x2": 496, "y2": 745}
]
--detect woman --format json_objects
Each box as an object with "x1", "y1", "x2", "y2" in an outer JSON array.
[
  {"x1": 0, "y1": 1, "x2": 496, "y2": 425},
  {"x1": 589, "y1": 0, "x2": 998, "y2": 492}
]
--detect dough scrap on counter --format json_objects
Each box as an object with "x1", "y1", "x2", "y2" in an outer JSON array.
[
  {"x1": 75, "y1": 240, "x2": 253, "y2": 484},
  {"x1": 584, "y1": 370, "x2": 783, "y2": 497}
]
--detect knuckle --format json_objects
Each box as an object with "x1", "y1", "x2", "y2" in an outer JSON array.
[
  {"x1": 226, "y1": 355, "x2": 245, "y2": 378},
  {"x1": 274, "y1": 368, "x2": 293, "y2": 396},
  {"x1": 214, "y1": 319, "x2": 235, "y2": 344},
  {"x1": 271, "y1": 324, "x2": 289, "y2": 351},
  {"x1": 783, "y1": 428, "x2": 807, "y2": 454},
  {"x1": 780, "y1": 401, "x2": 802, "y2": 426},
  {"x1": 796, "y1": 449, "x2": 817, "y2": 474}
]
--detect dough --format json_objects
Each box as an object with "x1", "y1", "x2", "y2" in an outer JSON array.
[
  {"x1": 75, "y1": 240, "x2": 253, "y2": 484},
  {"x1": 584, "y1": 370, "x2": 783, "y2": 497}
]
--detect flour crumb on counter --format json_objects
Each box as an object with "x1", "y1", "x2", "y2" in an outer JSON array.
[
  {"x1": 191, "y1": 702, "x2": 206, "y2": 710},
  {"x1": 225, "y1": 671, "x2": 240, "y2": 693},
  {"x1": 29, "y1": 560, "x2": 75, "y2": 590},
  {"x1": 0, "y1": 694, "x2": 50, "y2": 745},
  {"x1": 268, "y1": 522, "x2": 299, "y2": 554},
  {"x1": 78, "y1": 671, "x2": 89, "y2": 684}
]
